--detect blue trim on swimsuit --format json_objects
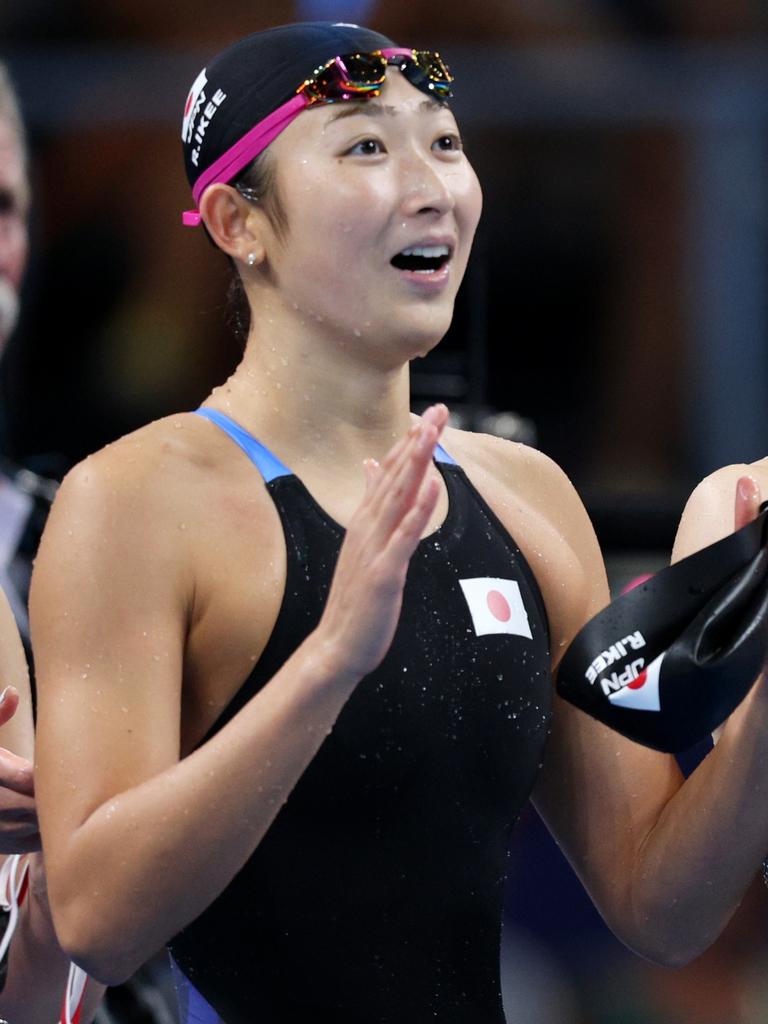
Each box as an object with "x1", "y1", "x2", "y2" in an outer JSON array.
[
  {"x1": 170, "y1": 955, "x2": 224, "y2": 1024},
  {"x1": 433, "y1": 443, "x2": 455, "y2": 465},
  {"x1": 195, "y1": 407, "x2": 456, "y2": 473},
  {"x1": 195, "y1": 408, "x2": 292, "y2": 482}
]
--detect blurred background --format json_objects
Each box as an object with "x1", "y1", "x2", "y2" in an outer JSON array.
[{"x1": 2, "y1": 1, "x2": 768, "y2": 1021}]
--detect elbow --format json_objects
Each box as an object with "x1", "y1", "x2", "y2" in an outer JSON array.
[
  {"x1": 629, "y1": 937, "x2": 703, "y2": 970},
  {"x1": 611, "y1": 903, "x2": 717, "y2": 969},
  {"x1": 54, "y1": 901, "x2": 144, "y2": 987}
]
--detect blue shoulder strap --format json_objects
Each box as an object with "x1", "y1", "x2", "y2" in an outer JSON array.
[
  {"x1": 194, "y1": 408, "x2": 292, "y2": 483},
  {"x1": 434, "y1": 444, "x2": 456, "y2": 465},
  {"x1": 195, "y1": 407, "x2": 457, "y2": 477}
]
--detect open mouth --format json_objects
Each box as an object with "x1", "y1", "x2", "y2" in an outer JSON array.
[{"x1": 390, "y1": 244, "x2": 452, "y2": 274}]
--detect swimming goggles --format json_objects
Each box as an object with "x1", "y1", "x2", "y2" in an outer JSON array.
[{"x1": 183, "y1": 48, "x2": 454, "y2": 226}]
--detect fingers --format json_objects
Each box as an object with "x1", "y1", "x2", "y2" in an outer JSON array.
[
  {"x1": 0, "y1": 686, "x2": 19, "y2": 729},
  {"x1": 0, "y1": 747, "x2": 34, "y2": 796},
  {"x1": 361, "y1": 405, "x2": 447, "y2": 537},
  {"x1": 735, "y1": 475, "x2": 761, "y2": 532},
  {"x1": 385, "y1": 473, "x2": 441, "y2": 565},
  {"x1": 363, "y1": 458, "x2": 380, "y2": 495}
]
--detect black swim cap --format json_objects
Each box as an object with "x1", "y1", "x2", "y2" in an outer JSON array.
[
  {"x1": 557, "y1": 504, "x2": 768, "y2": 752},
  {"x1": 181, "y1": 22, "x2": 395, "y2": 191}
]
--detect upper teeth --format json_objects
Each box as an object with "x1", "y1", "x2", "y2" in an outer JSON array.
[{"x1": 400, "y1": 245, "x2": 450, "y2": 258}]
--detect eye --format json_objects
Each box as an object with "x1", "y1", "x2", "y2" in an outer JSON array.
[
  {"x1": 433, "y1": 133, "x2": 463, "y2": 153},
  {"x1": 0, "y1": 190, "x2": 15, "y2": 215},
  {"x1": 346, "y1": 137, "x2": 385, "y2": 156}
]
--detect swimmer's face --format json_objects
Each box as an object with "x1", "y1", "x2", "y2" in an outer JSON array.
[
  {"x1": 0, "y1": 117, "x2": 28, "y2": 348},
  {"x1": 260, "y1": 68, "x2": 482, "y2": 361}
]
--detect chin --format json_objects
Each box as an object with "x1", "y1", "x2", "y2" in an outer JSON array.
[{"x1": 401, "y1": 305, "x2": 454, "y2": 355}]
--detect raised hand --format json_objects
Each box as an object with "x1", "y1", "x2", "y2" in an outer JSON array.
[
  {"x1": 0, "y1": 687, "x2": 38, "y2": 853},
  {"x1": 316, "y1": 404, "x2": 448, "y2": 682}
]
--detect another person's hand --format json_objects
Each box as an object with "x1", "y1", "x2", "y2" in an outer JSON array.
[
  {"x1": 0, "y1": 687, "x2": 38, "y2": 853},
  {"x1": 317, "y1": 404, "x2": 448, "y2": 681}
]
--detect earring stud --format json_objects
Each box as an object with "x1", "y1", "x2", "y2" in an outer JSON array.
[{"x1": 246, "y1": 252, "x2": 257, "y2": 267}]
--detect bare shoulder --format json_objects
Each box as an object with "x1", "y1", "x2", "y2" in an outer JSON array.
[
  {"x1": 443, "y1": 427, "x2": 596, "y2": 553},
  {"x1": 55, "y1": 413, "x2": 217, "y2": 514},
  {"x1": 30, "y1": 417, "x2": 214, "y2": 630},
  {"x1": 443, "y1": 427, "x2": 608, "y2": 654},
  {"x1": 672, "y1": 459, "x2": 768, "y2": 561},
  {"x1": 44, "y1": 411, "x2": 258, "y2": 548}
]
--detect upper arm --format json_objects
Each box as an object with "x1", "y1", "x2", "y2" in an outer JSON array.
[{"x1": 31, "y1": 449, "x2": 190, "y2": 887}]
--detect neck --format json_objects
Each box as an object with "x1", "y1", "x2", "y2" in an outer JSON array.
[{"x1": 208, "y1": 314, "x2": 416, "y2": 470}]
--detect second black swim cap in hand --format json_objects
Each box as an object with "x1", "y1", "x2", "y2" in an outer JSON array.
[{"x1": 557, "y1": 504, "x2": 768, "y2": 752}]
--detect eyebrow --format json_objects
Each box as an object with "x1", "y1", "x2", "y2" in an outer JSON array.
[{"x1": 326, "y1": 98, "x2": 445, "y2": 124}]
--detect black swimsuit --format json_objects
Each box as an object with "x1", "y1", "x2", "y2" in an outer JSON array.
[{"x1": 168, "y1": 408, "x2": 552, "y2": 1024}]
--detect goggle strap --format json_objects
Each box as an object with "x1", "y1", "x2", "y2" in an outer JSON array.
[
  {"x1": 379, "y1": 47, "x2": 414, "y2": 59},
  {"x1": 185, "y1": 93, "x2": 309, "y2": 221}
]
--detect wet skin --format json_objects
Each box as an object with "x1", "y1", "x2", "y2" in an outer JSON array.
[{"x1": 31, "y1": 67, "x2": 768, "y2": 987}]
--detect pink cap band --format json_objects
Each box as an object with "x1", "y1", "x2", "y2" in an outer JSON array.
[
  {"x1": 182, "y1": 94, "x2": 308, "y2": 226},
  {"x1": 182, "y1": 48, "x2": 414, "y2": 227}
]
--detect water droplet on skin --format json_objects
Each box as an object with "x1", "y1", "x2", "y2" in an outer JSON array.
[{"x1": 178, "y1": 522, "x2": 187, "y2": 531}]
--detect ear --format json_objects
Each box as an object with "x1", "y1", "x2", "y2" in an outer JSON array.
[{"x1": 199, "y1": 184, "x2": 267, "y2": 268}]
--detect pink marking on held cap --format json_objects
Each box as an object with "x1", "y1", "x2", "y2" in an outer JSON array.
[{"x1": 628, "y1": 670, "x2": 648, "y2": 690}]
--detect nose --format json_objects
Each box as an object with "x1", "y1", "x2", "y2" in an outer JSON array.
[{"x1": 398, "y1": 152, "x2": 455, "y2": 219}]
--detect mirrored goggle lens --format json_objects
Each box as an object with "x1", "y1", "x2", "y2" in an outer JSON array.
[
  {"x1": 390, "y1": 50, "x2": 453, "y2": 99},
  {"x1": 412, "y1": 50, "x2": 453, "y2": 84},
  {"x1": 307, "y1": 54, "x2": 387, "y2": 100},
  {"x1": 300, "y1": 50, "x2": 454, "y2": 104}
]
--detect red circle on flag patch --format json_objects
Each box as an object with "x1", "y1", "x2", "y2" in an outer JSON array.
[
  {"x1": 628, "y1": 670, "x2": 647, "y2": 690},
  {"x1": 487, "y1": 590, "x2": 511, "y2": 622}
]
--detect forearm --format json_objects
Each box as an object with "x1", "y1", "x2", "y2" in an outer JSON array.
[
  {"x1": 629, "y1": 678, "x2": 768, "y2": 963},
  {"x1": 46, "y1": 634, "x2": 359, "y2": 985}
]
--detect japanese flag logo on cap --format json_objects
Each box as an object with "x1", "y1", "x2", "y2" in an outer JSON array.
[
  {"x1": 459, "y1": 578, "x2": 533, "y2": 639},
  {"x1": 607, "y1": 651, "x2": 665, "y2": 712},
  {"x1": 182, "y1": 69, "x2": 208, "y2": 143}
]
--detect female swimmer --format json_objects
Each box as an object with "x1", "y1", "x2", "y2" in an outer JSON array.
[{"x1": 31, "y1": 21, "x2": 768, "y2": 1024}]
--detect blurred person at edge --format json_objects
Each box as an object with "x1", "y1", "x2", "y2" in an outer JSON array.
[
  {"x1": 0, "y1": 63, "x2": 56, "y2": 643},
  {"x1": 0, "y1": 64, "x2": 106, "y2": 1024}
]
